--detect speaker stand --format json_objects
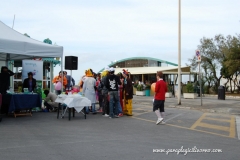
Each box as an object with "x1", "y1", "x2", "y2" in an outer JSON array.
[{"x1": 70, "y1": 70, "x2": 72, "y2": 91}]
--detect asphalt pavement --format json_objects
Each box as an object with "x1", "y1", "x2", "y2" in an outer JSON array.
[
  {"x1": 0, "y1": 95, "x2": 239, "y2": 160},
  {"x1": 133, "y1": 94, "x2": 240, "y2": 115}
]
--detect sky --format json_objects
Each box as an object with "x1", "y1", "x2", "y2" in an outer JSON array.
[{"x1": 1, "y1": 0, "x2": 240, "y2": 83}]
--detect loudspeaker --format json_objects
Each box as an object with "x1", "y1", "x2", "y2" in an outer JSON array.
[{"x1": 65, "y1": 56, "x2": 78, "y2": 70}]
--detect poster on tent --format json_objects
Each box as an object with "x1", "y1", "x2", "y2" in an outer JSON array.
[{"x1": 22, "y1": 60, "x2": 43, "y2": 81}]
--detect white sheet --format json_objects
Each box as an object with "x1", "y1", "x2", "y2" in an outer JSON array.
[{"x1": 55, "y1": 94, "x2": 91, "y2": 113}]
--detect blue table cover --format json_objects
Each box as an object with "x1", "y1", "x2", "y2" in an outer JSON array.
[{"x1": 3, "y1": 94, "x2": 42, "y2": 113}]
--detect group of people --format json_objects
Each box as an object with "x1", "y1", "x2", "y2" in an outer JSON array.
[
  {"x1": 0, "y1": 65, "x2": 168, "y2": 125},
  {"x1": 52, "y1": 71, "x2": 75, "y2": 95},
  {"x1": 37, "y1": 71, "x2": 75, "y2": 111},
  {"x1": 71, "y1": 68, "x2": 168, "y2": 124},
  {"x1": 45, "y1": 68, "x2": 168, "y2": 124},
  {"x1": 79, "y1": 67, "x2": 133, "y2": 118}
]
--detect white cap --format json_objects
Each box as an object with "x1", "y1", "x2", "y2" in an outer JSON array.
[{"x1": 109, "y1": 67, "x2": 115, "y2": 72}]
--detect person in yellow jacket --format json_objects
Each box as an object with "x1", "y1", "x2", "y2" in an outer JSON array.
[
  {"x1": 52, "y1": 71, "x2": 67, "y2": 95},
  {"x1": 122, "y1": 69, "x2": 133, "y2": 116}
]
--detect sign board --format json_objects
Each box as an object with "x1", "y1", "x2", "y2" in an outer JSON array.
[
  {"x1": 22, "y1": 60, "x2": 43, "y2": 81},
  {"x1": 196, "y1": 50, "x2": 201, "y2": 62}
]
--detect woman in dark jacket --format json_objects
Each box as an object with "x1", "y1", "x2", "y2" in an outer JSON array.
[
  {"x1": 0, "y1": 66, "x2": 14, "y2": 94},
  {"x1": 122, "y1": 69, "x2": 133, "y2": 116},
  {"x1": 22, "y1": 72, "x2": 36, "y2": 92}
]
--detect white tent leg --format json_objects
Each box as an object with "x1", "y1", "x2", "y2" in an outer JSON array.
[{"x1": 50, "y1": 62, "x2": 54, "y2": 92}]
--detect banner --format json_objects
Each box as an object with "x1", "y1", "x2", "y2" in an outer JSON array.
[
  {"x1": 196, "y1": 50, "x2": 201, "y2": 62},
  {"x1": 22, "y1": 60, "x2": 43, "y2": 81}
]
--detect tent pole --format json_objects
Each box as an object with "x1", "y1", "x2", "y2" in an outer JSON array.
[
  {"x1": 70, "y1": 70, "x2": 72, "y2": 91},
  {"x1": 50, "y1": 63, "x2": 54, "y2": 92}
]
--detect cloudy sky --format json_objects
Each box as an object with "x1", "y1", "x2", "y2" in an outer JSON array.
[{"x1": 1, "y1": 0, "x2": 240, "y2": 82}]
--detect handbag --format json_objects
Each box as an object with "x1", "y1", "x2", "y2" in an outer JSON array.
[{"x1": 55, "y1": 82, "x2": 62, "y2": 90}]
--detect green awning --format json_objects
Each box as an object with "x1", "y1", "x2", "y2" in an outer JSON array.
[{"x1": 42, "y1": 58, "x2": 61, "y2": 66}]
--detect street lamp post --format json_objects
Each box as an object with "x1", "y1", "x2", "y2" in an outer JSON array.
[{"x1": 178, "y1": 0, "x2": 181, "y2": 105}]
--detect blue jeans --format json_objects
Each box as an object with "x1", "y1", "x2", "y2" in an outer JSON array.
[
  {"x1": 85, "y1": 103, "x2": 96, "y2": 113},
  {"x1": 118, "y1": 101, "x2": 122, "y2": 114},
  {"x1": 109, "y1": 91, "x2": 119, "y2": 118}
]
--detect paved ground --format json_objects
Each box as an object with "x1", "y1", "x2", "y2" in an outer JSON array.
[
  {"x1": 0, "y1": 95, "x2": 239, "y2": 160},
  {"x1": 133, "y1": 95, "x2": 240, "y2": 139},
  {"x1": 134, "y1": 95, "x2": 240, "y2": 115}
]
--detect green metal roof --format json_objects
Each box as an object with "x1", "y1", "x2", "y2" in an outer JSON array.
[
  {"x1": 42, "y1": 58, "x2": 61, "y2": 66},
  {"x1": 98, "y1": 57, "x2": 178, "y2": 72}
]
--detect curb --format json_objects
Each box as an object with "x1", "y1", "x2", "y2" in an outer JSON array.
[
  {"x1": 236, "y1": 116, "x2": 240, "y2": 140},
  {"x1": 166, "y1": 105, "x2": 240, "y2": 115},
  {"x1": 134, "y1": 102, "x2": 240, "y2": 115},
  {"x1": 203, "y1": 94, "x2": 240, "y2": 99}
]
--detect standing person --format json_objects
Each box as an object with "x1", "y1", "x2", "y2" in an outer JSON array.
[
  {"x1": 154, "y1": 71, "x2": 167, "y2": 125},
  {"x1": 0, "y1": 66, "x2": 14, "y2": 94},
  {"x1": 78, "y1": 75, "x2": 87, "y2": 92},
  {"x1": 101, "y1": 69, "x2": 110, "y2": 117},
  {"x1": 106, "y1": 67, "x2": 121, "y2": 118},
  {"x1": 96, "y1": 73, "x2": 103, "y2": 112},
  {"x1": 82, "y1": 69, "x2": 97, "y2": 114},
  {"x1": 117, "y1": 72, "x2": 124, "y2": 116},
  {"x1": 22, "y1": 72, "x2": 36, "y2": 92},
  {"x1": 43, "y1": 90, "x2": 59, "y2": 112},
  {"x1": 122, "y1": 69, "x2": 133, "y2": 116},
  {"x1": 63, "y1": 71, "x2": 75, "y2": 91},
  {"x1": 52, "y1": 71, "x2": 67, "y2": 95}
]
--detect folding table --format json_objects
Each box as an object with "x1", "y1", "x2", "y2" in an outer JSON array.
[
  {"x1": 2, "y1": 93, "x2": 41, "y2": 118},
  {"x1": 55, "y1": 94, "x2": 91, "y2": 121}
]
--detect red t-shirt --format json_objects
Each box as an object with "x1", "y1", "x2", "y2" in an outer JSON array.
[{"x1": 154, "y1": 79, "x2": 167, "y2": 100}]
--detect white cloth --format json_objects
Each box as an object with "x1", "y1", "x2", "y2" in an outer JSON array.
[
  {"x1": 82, "y1": 77, "x2": 96, "y2": 103},
  {"x1": 55, "y1": 94, "x2": 91, "y2": 113}
]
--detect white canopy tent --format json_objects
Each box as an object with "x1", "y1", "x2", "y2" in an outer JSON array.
[
  {"x1": 0, "y1": 21, "x2": 63, "y2": 61},
  {"x1": 0, "y1": 21, "x2": 63, "y2": 92}
]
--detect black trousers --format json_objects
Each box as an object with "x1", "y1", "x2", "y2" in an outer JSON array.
[
  {"x1": 98, "y1": 93, "x2": 103, "y2": 108},
  {"x1": 44, "y1": 102, "x2": 53, "y2": 110},
  {"x1": 102, "y1": 93, "x2": 109, "y2": 115}
]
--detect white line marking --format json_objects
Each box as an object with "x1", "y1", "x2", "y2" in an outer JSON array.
[
  {"x1": 236, "y1": 116, "x2": 240, "y2": 140},
  {"x1": 165, "y1": 112, "x2": 187, "y2": 122}
]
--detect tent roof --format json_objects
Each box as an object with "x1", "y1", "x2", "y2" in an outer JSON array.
[{"x1": 0, "y1": 21, "x2": 63, "y2": 61}]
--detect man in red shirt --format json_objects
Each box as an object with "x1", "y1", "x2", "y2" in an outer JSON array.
[{"x1": 153, "y1": 71, "x2": 168, "y2": 125}]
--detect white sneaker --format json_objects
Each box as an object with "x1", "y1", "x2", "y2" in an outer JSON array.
[
  {"x1": 156, "y1": 118, "x2": 163, "y2": 125},
  {"x1": 160, "y1": 120, "x2": 166, "y2": 125},
  {"x1": 104, "y1": 114, "x2": 109, "y2": 117}
]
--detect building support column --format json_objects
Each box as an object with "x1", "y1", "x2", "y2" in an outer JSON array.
[{"x1": 50, "y1": 62, "x2": 54, "y2": 92}]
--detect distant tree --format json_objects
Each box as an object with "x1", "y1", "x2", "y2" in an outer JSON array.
[
  {"x1": 221, "y1": 62, "x2": 233, "y2": 92},
  {"x1": 222, "y1": 35, "x2": 240, "y2": 93},
  {"x1": 24, "y1": 33, "x2": 30, "y2": 38},
  {"x1": 202, "y1": 63, "x2": 215, "y2": 93},
  {"x1": 188, "y1": 35, "x2": 227, "y2": 93},
  {"x1": 43, "y1": 38, "x2": 52, "y2": 44}
]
